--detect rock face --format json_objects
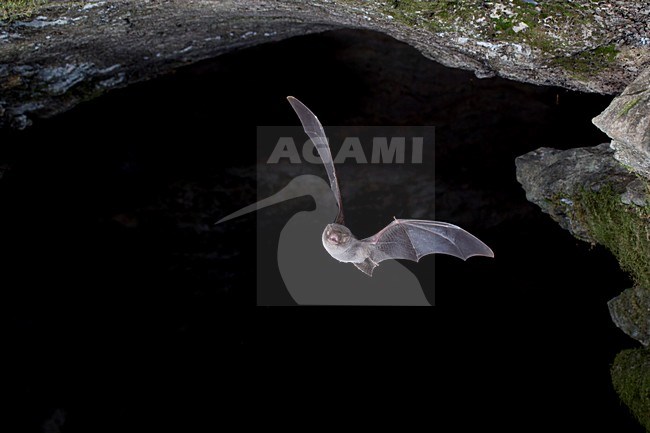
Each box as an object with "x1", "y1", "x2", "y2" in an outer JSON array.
[
  {"x1": 0, "y1": 0, "x2": 649, "y2": 129},
  {"x1": 609, "y1": 286, "x2": 650, "y2": 346},
  {"x1": 593, "y1": 66, "x2": 650, "y2": 179},
  {"x1": 516, "y1": 142, "x2": 650, "y2": 349},
  {"x1": 514, "y1": 143, "x2": 638, "y2": 241},
  {"x1": 517, "y1": 141, "x2": 650, "y2": 351}
]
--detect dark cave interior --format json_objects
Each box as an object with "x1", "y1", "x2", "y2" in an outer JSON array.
[{"x1": 1, "y1": 29, "x2": 644, "y2": 432}]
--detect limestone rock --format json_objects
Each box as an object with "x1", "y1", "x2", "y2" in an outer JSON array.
[
  {"x1": 593, "y1": 66, "x2": 650, "y2": 179},
  {"x1": 514, "y1": 143, "x2": 637, "y2": 241},
  {"x1": 608, "y1": 286, "x2": 650, "y2": 346},
  {"x1": 1, "y1": 0, "x2": 649, "y2": 129},
  {"x1": 621, "y1": 178, "x2": 649, "y2": 206}
]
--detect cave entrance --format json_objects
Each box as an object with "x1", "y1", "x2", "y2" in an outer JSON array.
[{"x1": 0, "y1": 29, "x2": 640, "y2": 431}]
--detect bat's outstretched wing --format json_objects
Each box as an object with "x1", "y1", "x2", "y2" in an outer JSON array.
[
  {"x1": 287, "y1": 96, "x2": 344, "y2": 225},
  {"x1": 357, "y1": 219, "x2": 494, "y2": 276}
]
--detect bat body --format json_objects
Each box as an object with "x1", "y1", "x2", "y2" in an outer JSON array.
[
  {"x1": 323, "y1": 220, "x2": 493, "y2": 276},
  {"x1": 288, "y1": 96, "x2": 494, "y2": 276}
]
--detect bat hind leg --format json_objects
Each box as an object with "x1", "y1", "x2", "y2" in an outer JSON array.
[{"x1": 353, "y1": 258, "x2": 378, "y2": 277}]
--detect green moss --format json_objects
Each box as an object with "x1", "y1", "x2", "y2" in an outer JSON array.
[
  {"x1": 611, "y1": 348, "x2": 650, "y2": 432},
  {"x1": 494, "y1": 17, "x2": 514, "y2": 33},
  {"x1": 572, "y1": 184, "x2": 650, "y2": 290},
  {"x1": 550, "y1": 44, "x2": 619, "y2": 78},
  {"x1": 619, "y1": 96, "x2": 643, "y2": 118},
  {"x1": 379, "y1": 0, "x2": 483, "y2": 33},
  {"x1": 577, "y1": 184, "x2": 650, "y2": 432},
  {"x1": 490, "y1": 1, "x2": 594, "y2": 52},
  {"x1": 364, "y1": 0, "x2": 607, "y2": 56},
  {"x1": 339, "y1": 0, "x2": 622, "y2": 76},
  {"x1": 0, "y1": 0, "x2": 48, "y2": 22}
]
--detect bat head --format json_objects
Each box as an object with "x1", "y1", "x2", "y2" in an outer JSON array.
[{"x1": 323, "y1": 223, "x2": 351, "y2": 247}]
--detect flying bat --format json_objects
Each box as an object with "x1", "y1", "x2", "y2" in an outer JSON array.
[{"x1": 287, "y1": 96, "x2": 494, "y2": 276}]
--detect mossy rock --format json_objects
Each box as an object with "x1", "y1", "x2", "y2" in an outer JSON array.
[
  {"x1": 611, "y1": 348, "x2": 650, "y2": 432},
  {"x1": 609, "y1": 286, "x2": 650, "y2": 347},
  {"x1": 550, "y1": 44, "x2": 619, "y2": 79},
  {"x1": 0, "y1": 0, "x2": 48, "y2": 22},
  {"x1": 572, "y1": 184, "x2": 650, "y2": 291},
  {"x1": 514, "y1": 143, "x2": 642, "y2": 243}
]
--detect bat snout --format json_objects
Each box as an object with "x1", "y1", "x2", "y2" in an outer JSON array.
[
  {"x1": 324, "y1": 224, "x2": 350, "y2": 247},
  {"x1": 324, "y1": 224, "x2": 344, "y2": 245},
  {"x1": 325, "y1": 228, "x2": 339, "y2": 244}
]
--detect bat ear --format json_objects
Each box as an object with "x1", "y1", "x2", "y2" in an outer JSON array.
[{"x1": 354, "y1": 259, "x2": 377, "y2": 276}]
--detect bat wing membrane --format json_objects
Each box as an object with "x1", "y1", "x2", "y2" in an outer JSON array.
[
  {"x1": 287, "y1": 96, "x2": 345, "y2": 225},
  {"x1": 364, "y1": 219, "x2": 494, "y2": 264}
]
